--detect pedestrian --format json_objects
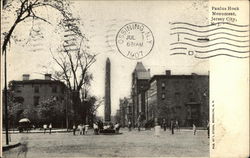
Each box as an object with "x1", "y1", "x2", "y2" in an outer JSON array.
[
  {"x1": 79, "y1": 124, "x2": 84, "y2": 135},
  {"x1": 170, "y1": 120, "x2": 174, "y2": 134},
  {"x1": 73, "y1": 124, "x2": 76, "y2": 135},
  {"x1": 84, "y1": 124, "x2": 89, "y2": 135},
  {"x1": 175, "y1": 120, "x2": 180, "y2": 131},
  {"x1": 162, "y1": 119, "x2": 167, "y2": 131},
  {"x1": 93, "y1": 122, "x2": 99, "y2": 135},
  {"x1": 114, "y1": 122, "x2": 120, "y2": 133},
  {"x1": 128, "y1": 120, "x2": 132, "y2": 131},
  {"x1": 193, "y1": 124, "x2": 197, "y2": 135},
  {"x1": 17, "y1": 137, "x2": 28, "y2": 158},
  {"x1": 137, "y1": 122, "x2": 141, "y2": 131},
  {"x1": 49, "y1": 123, "x2": 52, "y2": 134},
  {"x1": 154, "y1": 122, "x2": 161, "y2": 137},
  {"x1": 207, "y1": 120, "x2": 210, "y2": 138},
  {"x1": 137, "y1": 115, "x2": 141, "y2": 131},
  {"x1": 43, "y1": 124, "x2": 47, "y2": 134}
]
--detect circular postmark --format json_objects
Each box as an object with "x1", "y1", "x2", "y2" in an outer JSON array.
[{"x1": 116, "y1": 22, "x2": 154, "y2": 60}]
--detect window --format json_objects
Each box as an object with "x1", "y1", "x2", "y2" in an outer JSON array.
[
  {"x1": 61, "y1": 87, "x2": 65, "y2": 93},
  {"x1": 52, "y1": 86, "x2": 57, "y2": 93},
  {"x1": 175, "y1": 92, "x2": 180, "y2": 95},
  {"x1": 60, "y1": 97, "x2": 64, "y2": 102},
  {"x1": 34, "y1": 86, "x2": 39, "y2": 93},
  {"x1": 33, "y1": 96, "x2": 40, "y2": 106},
  {"x1": 161, "y1": 82, "x2": 165, "y2": 90},
  {"x1": 175, "y1": 92, "x2": 180, "y2": 102},
  {"x1": 189, "y1": 92, "x2": 195, "y2": 102},
  {"x1": 16, "y1": 85, "x2": 22, "y2": 93},
  {"x1": 161, "y1": 93, "x2": 165, "y2": 100},
  {"x1": 14, "y1": 97, "x2": 24, "y2": 104},
  {"x1": 174, "y1": 81, "x2": 180, "y2": 90}
]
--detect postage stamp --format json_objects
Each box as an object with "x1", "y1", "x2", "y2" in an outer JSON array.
[{"x1": 115, "y1": 22, "x2": 154, "y2": 60}]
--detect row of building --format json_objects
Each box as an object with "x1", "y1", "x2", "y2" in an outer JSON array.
[{"x1": 117, "y1": 62, "x2": 209, "y2": 127}]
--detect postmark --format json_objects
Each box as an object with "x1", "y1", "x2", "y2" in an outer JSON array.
[
  {"x1": 116, "y1": 22, "x2": 154, "y2": 60},
  {"x1": 169, "y1": 22, "x2": 249, "y2": 59}
]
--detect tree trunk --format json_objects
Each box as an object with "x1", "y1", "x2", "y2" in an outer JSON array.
[{"x1": 71, "y1": 90, "x2": 81, "y2": 124}]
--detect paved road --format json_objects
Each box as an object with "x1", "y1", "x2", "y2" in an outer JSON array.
[{"x1": 3, "y1": 128, "x2": 209, "y2": 158}]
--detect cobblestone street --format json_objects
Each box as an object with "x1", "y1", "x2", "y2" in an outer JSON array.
[{"x1": 3, "y1": 128, "x2": 209, "y2": 158}]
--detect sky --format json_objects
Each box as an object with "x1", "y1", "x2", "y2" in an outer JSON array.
[{"x1": 2, "y1": 0, "x2": 210, "y2": 117}]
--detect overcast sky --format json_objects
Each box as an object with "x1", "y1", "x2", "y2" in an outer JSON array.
[{"x1": 4, "y1": 1, "x2": 209, "y2": 116}]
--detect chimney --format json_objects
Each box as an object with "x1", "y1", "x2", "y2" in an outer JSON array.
[
  {"x1": 165, "y1": 70, "x2": 171, "y2": 76},
  {"x1": 45, "y1": 74, "x2": 52, "y2": 80},
  {"x1": 23, "y1": 74, "x2": 30, "y2": 80}
]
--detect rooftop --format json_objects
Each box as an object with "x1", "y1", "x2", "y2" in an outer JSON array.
[
  {"x1": 149, "y1": 74, "x2": 209, "y2": 83},
  {"x1": 10, "y1": 79, "x2": 66, "y2": 85},
  {"x1": 134, "y1": 62, "x2": 150, "y2": 80}
]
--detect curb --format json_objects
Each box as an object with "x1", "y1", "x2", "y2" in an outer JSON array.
[{"x1": 3, "y1": 143, "x2": 21, "y2": 151}]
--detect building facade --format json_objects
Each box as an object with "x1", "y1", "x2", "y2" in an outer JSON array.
[
  {"x1": 131, "y1": 62, "x2": 150, "y2": 126},
  {"x1": 145, "y1": 71, "x2": 209, "y2": 127},
  {"x1": 7, "y1": 74, "x2": 68, "y2": 127},
  {"x1": 118, "y1": 97, "x2": 132, "y2": 127}
]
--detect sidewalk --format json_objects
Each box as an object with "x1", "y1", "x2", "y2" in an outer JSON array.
[
  {"x1": 2, "y1": 129, "x2": 70, "y2": 151},
  {"x1": 2, "y1": 129, "x2": 70, "y2": 134}
]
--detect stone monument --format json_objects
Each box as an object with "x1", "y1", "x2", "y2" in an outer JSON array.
[{"x1": 104, "y1": 58, "x2": 111, "y2": 122}]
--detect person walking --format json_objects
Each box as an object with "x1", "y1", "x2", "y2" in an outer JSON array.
[
  {"x1": 73, "y1": 124, "x2": 76, "y2": 135},
  {"x1": 114, "y1": 122, "x2": 120, "y2": 133},
  {"x1": 128, "y1": 120, "x2": 132, "y2": 131},
  {"x1": 137, "y1": 115, "x2": 141, "y2": 131},
  {"x1": 193, "y1": 124, "x2": 197, "y2": 135},
  {"x1": 93, "y1": 122, "x2": 99, "y2": 135},
  {"x1": 49, "y1": 123, "x2": 52, "y2": 134},
  {"x1": 84, "y1": 124, "x2": 89, "y2": 135},
  {"x1": 17, "y1": 137, "x2": 28, "y2": 158},
  {"x1": 207, "y1": 120, "x2": 210, "y2": 138},
  {"x1": 162, "y1": 119, "x2": 167, "y2": 131},
  {"x1": 170, "y1": 120, "x2": 174, "y2": 135},
  {"x1": 175, "y1": 120, "x2": 180, "y2": 131},
  {"x1": 79, "y1": 124, "x2": 84, "y2": 135},
  {"x1": 154, "y1": 122, "x2": 161, "y2": 137},
  {"x1": 43, "y1": 124, "x2": 47, "y2": 134}
]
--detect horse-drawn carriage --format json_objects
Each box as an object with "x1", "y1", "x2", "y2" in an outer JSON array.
[{"x1": 18, "y1": 118, "x2": 32, "y2": 133}]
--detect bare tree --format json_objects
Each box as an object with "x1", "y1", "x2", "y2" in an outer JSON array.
[
  {"x1": 1, "y1": 0, "x2": 77, "y2": 145},
  {"x1": 2, "y1": 0, "x2": 74, "y2": 54},
  {"x1": 49, "y1": 16, "x2": 97, "y2": 123}
]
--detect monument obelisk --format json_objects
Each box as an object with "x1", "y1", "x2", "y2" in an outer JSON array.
[{"x1": 104, "y1": 58, "x2": 111, "y2": 122}]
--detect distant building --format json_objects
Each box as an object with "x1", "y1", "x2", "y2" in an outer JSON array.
[
  {"x1": 145, "y1": 70, "x2": 209, "y2": 127},
  {"x1": 131, "y1": 62, "x2": 150, "y2": 126},
  {"x1": 118, "y1": 97, "x2": 132, "y2": 127}
]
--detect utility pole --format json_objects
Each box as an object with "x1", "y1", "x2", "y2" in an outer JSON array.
[
  {"x1": 65, "y1": 88, "x2": 69, "y2": 131},
  {"x1": 4, "y1": 50, "x2": 9, "y2": 145}
]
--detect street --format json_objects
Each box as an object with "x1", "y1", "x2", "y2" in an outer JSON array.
[{"x1": 3, "y1": 128, "x2": 209, "y2": 157}]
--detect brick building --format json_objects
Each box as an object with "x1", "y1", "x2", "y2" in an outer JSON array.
[
  {"x1": 10, "y1": 74, "x2": 67, "y2": 106},
  {"x1": 145, "y1": 70, "x2": 209, "y2": 127},
  {"x1": 6, "y1": 74, "x2": 69, "y2": 127},
  {"x1": 131, "y1": 62, "x2": 150, "y2": 126}
]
